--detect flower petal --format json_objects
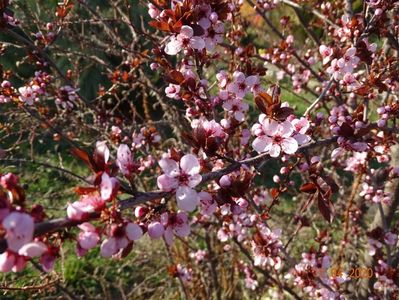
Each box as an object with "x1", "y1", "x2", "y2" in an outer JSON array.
[
  {"x1": 180, "y1": 154, "x2": 200, "y2": 176},
  {"x1": 176, "y1": 186, "x2": 199, "y2": 212},
  {"x1": 281, "y1": 137, "x2": 298, "y2": 154}
]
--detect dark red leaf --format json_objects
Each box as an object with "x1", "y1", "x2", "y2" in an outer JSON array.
[
  {"x1": 165, "y1": 70, "x2": 185, "y2": 85},
  {"x1": 300, "y1": 182, "x2": 318, "y2": 194}
]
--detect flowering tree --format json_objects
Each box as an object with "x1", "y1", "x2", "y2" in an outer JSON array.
[{"x1": 0, "y1": 0, "x2": 399, "y2": 298}]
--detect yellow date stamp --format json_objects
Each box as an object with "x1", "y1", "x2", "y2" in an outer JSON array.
[{"x1": 313, "y1": 266, "x2": 374, "y2": 279}]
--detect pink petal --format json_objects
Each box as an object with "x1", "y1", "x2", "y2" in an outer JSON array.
[
  {"x1": 263, "y1": 119, "x2": 279, "y2": 136},
  {"x1": 188, "y1": 174, "x2": 202, "y2": 188},
  {"x1": 159, "y1": 158, "x2": 179, "y2": 177},
  {"x1": 279, "y1": 121, "x2": 294, "y2": 137},
  {"x1": 148, "y1": 221, "x2": 165, "y2": 239},
  {"x1": 157, "y1": 174, "x2": 178, "y2": 191},
  {"x1": 252, "y1": 136, "x2": 272, "y2": 153},
  {"x1": 281, "y1": 137, "x2": 298, "y2": 154},
  {"x1": 78, "y1": 231, "x2": 99, "y2": 250},
  {"x1": 125, "y1": 223, "x2": 143, "y2": 241},
  {"x1": 190, "y1": 36, "x2": 205, "y2": 50},
  {"x1": 3, "y1": 212, "x2": 34, "y2": 252},
  {"x1": 269, "y1": 144, "x2": 281, "y2": 157},
  {"x1": 176, "y1": 186, "x2": 199, "y2": 212},
  {"x1": 164, "y1": 227, "x2": 174, "y2": 246},
  {"x1": 164, "y1": 38, "x2": 182, "y2": 55},
  {"x1": 18, "y1": 241, "x2": 48, "y2": 258},
  {"x1": 100, "y1": 237, "x2": 117, "y2": 258},
  {"x1": 180, "y1": 25, "x2": 194, "y2": 38},
  {"x1": 180, "y1": 154, "x2": 200, "y2": 175}
]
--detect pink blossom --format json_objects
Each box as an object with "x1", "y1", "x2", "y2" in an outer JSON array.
[
  {"x1": 164, "y1": 25, "x2": 205, "y2": 55},
  {"x1": 222, "y1": 98, "x2": 249, "y2": 122},
  {"x1": 157, "y1": 154, "x2": 202, "y2": 212},
  {"x1": 226, "y1": 71, "x2": 257, "y2": 98},
  {"x1": 200, "y1": 17, "x2": 224, "y2": 51},
  {"x1": 3, "y1": 212, "x2": 34, "y2": 252},
  {"x1": 327, "y1": 58, "x2": 346, "y2": 80},
  {"x1": 252, "y1": 117, "x2": 298, "y2": 157},
  {"x1": 100, "y1": 172, "x2": 119, "y2": 201},
  {"x1": 18, "y1": 85, "x2": 40, "y2": 105},
  {"x1": 162, "y1": 212, "x2": 190, "y2": 246},
  {"x1": 319, "y1": 45, "x2": 333, "y2": 65},
  {"x1": 291, "y1": 117, "x2": 311, "y2": 145},
  {"x1": 199, "y1": 191, "x2": 217, "y2": 216},
  {"x1": 77, "y1": 222, "x2": 100, "y2": 250},
  {"x1": 165, "y1": 84, "x2": 181, "y2": 99},
  {"x1": 117, "y1": 144, "x2": 135, "y2": 177}
]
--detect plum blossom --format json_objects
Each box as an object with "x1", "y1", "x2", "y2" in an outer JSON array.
[
  {"x1": 157, "y1": 154, "x2": 202, "y2": 212},
  {"x1": 251, "y1": 225, "x2": 283, "y2": 270},
  {"x1": 67, "y1": 194, "x2": 105, "y2": 220},
  {"x1": 199, "y1": 12, "x2": 224, "y2": 51},
  {"x1": 2, "y1": 212, "x2": 34, "y2": 252},
  {"x1": 222, "y1": 98, "x2": 249, "y2": 122},
  {"x1": 162, "y1": 211, "x2": 190, "y2": 246},
  {"x1": 252, "y1": 116, "x2": 299, "y2": 157},
  {"x1": 77, "y1": 222, "x2": 100, "y2": 252},
  {"x1": 327, "y1": 58, "x2": 346, "y2": 80},
  {"x1": 164, "y1": 25, "x2": 205, "y2": 55},
  {"x1": 100, "y1": 222, "x2": 141, "y2": 258},
  {"x1": 199, "y1": 191, "x2": 217, "y2": 216},
  {"x1": 165, "y1": 84, "x2": 181, "y2": 99},
  {"x1": 100, "y1": 172, "x2": 119, "y2": 201},
  {"x1": 226, "y1": 71, "x2": 258, "y2": 98},
  {"x1": 18, "y1": 85, "x2": 40, "y2": 105},
  {"x1": 117, "y1": 144, "x2": 136, "y2": 177},
  {"x1": 319, "y1": 45, "x2": 333, "y2": 65},
  {"x1": 55, "y1": 85, "x2": 78, "y2": 109},
  {"x1": 0, "y1": 251, "x2": 26, "y2": 273},
  {"x1": 291, "y1": 117, "x2": 311, "y2": 145}
]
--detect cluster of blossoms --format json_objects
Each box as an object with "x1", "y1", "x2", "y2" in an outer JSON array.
[
  {"x1": 55, "y1": 85, "x2": 78, "y2": 110},
  {"x1": 255, "y1": 0, "x2": 279, "y2": 11},
  {"x1": 0, "y1": 173, "x2": 56, "y2": 273},
  {"x1": 132, "y1": 126, "x2": 161, "y2": 149},
  {"x1": 239, "y1": 261, "x2": 259, "y2": 290},
  {"x1": 251, "y1": 224, "x2": 283, "y2": 270},
  {"x1": 149, "y1": 1, "x2": 230, "y2": 56},
  {"x1": 286, "y1": 247, "x2": 344, "y2": 299},
  {"x1": 367, "y1": 227, "x2": 398, "y2": 257},
  {"x1": 373, "y1": 260, "x2": 399, "y2": 294},
  {"x1": 325, "y1": 46, "x2": 360, "y2": 81},
  {"x1": 252, "y1": 113, "x2": 310, "y2": 157},
  {"x1": 14, "y1": 71, "x2": 52, "y2": 106}
]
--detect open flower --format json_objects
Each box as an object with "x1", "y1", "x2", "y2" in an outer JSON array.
[
  {"x1": 227, "y1": 71, "x2": 258, "y2": 98},
  {"x1": 252, "y1": 116, "x2": 298, "y2": 157},
  {"x1": 117, "y1": 144, "x2": 136, "y2": 177},
  {"x1": 164, "y1": 25, "x2": 205, "y2": 55},
  {"x1": 2, "y1": 212, "x2": 34, "y2": 252},
  {"x1": 157, "y1": 154, "x2": 202, "y2": 212},
  {"x1": 162, "y1": 212, "x2": 190, "y2": 246},
  {"x1": 222, "y1": 98, "x2": 249, "y2": 122}
]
